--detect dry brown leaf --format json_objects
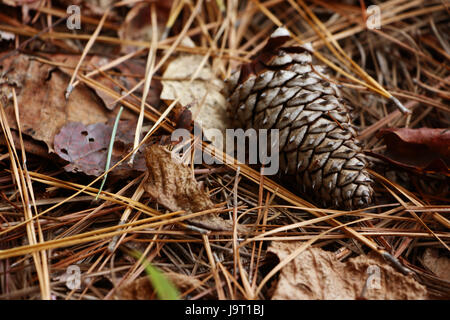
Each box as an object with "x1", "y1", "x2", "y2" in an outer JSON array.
[
  {"x1": 48, "y1": 54, "x2": 161, "y2": 112},
  {"x1": 372, "y1": 128, "x2": 450, "y2": 175},
  {"x1": 268, "y1": 243, "x2": 428, "y2": 300},
  {"x1": 53, "y1": 119, "x2": 146, "y2": 176},
  {"x1": 421, "y1": 248, "x2": 450, "y2": 281},
  {"x1": 117, "y1": 273, "x2": 202, "y2": 300},
  {"x1": 160, "y1": 39, "x2": 231, "y2": 149},
  {"x1": 0, "y1": 54, "x2": 108, "y2": 152},
  {"x1": 144, "y1": 144, "x2": 244, "y2": 232}
]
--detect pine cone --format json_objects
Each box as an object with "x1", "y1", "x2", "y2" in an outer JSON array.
[{"x1": 224, "y1": 27, "x2": 374, "y2": 209}]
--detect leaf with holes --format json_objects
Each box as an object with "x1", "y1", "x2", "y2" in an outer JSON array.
[
  {"x1": 54, "y1": 122, "x2": 111, "y2": 176},
  {"x1": 54, "y1": 120, "x2": 146, "y2": 176}
]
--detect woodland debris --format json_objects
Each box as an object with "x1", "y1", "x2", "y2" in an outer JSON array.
[
  {"x1": 225, "y1": 27, "x2": 373, "y2": 209},
  {"x1": 117, "y1": 273, "x2": 202, "y2": 300},
  {"x1": 373, "y1": 127, "x2": 450, "y2": 175},
  {"x1": 143, "y1": 144, "x2": 245, "y2": 232},
  {"x1": 421, "y1": 248, "x2": 450, "y2": 281},
  {"x1": 268, "y1": 243, "x2": 428, "y2": 300},
  {"x1": 0, "y1": 54, "x2": 108, "y2": 152},
  {"x1": 160, "y1": 38, "x2": 231, "y2": 149},
  {"x1": 54, "y1": 119, "x2": 146, "y2": 176}
]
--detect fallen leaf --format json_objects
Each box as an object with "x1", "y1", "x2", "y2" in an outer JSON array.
[
  {"x1": 170, "y1": 103, "x2": 194, "y2": 132},
  {"x1": 0, "y1": 54, "x2": 109, "y2": 152},
  {"x1": 372, "y1": 128, "x2": 450, "y2": 175},
  {"x1": 160, "y1": 38, "x2": 232, "y2": 149},
  {"x1": 54, "y1": 119, "x2": 146, "y2": 176},
  {"x1": 268, "y1": 243, "x2": 428, "y2": 300},
  {"x1": 421, "y1": 248, "x2": 450, "y2": 281},
  {"x1": 46, "y1": 54, "x2": 161, "y2": 112},
  {"x1": 144, "y1": 144, "x2": 244, "y2": 232},
  {"x1": 159, "y1": 103, "x2": 195, "y2": 146}
]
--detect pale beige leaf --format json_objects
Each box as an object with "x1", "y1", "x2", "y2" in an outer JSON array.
[
  {"x1": 268, "y1": 243, "x2": 428, "y2": 300},
  {"x1": 160, "y1": 44, "x2": 231, "y2": 149}
]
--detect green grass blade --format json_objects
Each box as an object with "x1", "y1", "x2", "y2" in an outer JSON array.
[
  {"x1": 128, "y1": 249, "x2": 180, "y2": 300},
  {"x1": 96, "y1": 106, "x2": 124, "y2": 200}
]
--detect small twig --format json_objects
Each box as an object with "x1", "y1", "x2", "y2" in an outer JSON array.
[{"x1": 65, "y1": 8, "x2": 111, "y2": 99}]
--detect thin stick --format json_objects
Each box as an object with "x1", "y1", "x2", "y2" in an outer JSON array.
[
  {"x1": 129, "y1": 3, "x2": 158, "y2": 165},
  {"x1": 65, "y1": 8, "x2": 111, "y2": 99}
]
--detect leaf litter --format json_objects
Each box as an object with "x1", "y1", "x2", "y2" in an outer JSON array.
[
  {"x1": 54, "y1": 119, "x2": 146, "y2": 176},
  {"x1": 160, "y1": 37, "x2": 232, "y2": 149},
  {"x1": 0, "y1": 54, "x2": 109, "y2": 152},
  {"x1": 372, "y1": 128, "x2": 450, "y2": 175},
  {"x1": 143, "y1": 144, "x2": 246, "y2": 232},
  {"x1": 268, "y1": 243, "x2": 428, "y2": 300},
  {"x1": 0, "y1": 0, "x2": 449, "y2": 301}
]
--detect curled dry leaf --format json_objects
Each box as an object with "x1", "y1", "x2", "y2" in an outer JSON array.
[
  {"x1": 0, "y1": 54, "x2": 108, "y2": 152},
  {"x1": 268, "y1": 243, "x2": 428, "y2": 300},
  {"x1": 421, "y1": 248, "x2": 450, "y2": 281},
  {"x1": 160, "y1": 39, "x2": 232, "y2": 149},
  {"x1": 373, "y1": 128, "x2": 450, "y2": 175},
  {"x1": 54, "y1": 119, "x2": 146, "y2": 176},
  {"x1": 144, "y1": 144, "x2": 245, "y2": 232},
  {"x1": 117, "y1": 273, "x2": 202, "y2": 300}
]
